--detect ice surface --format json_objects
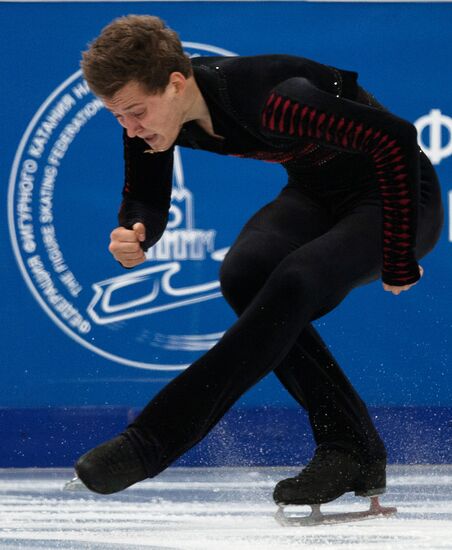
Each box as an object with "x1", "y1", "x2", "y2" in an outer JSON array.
[{"x1": 0, "y1": 465, "x2": 451, "y2": 549}]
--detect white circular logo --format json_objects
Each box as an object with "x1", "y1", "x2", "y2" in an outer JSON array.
[{"x1": 8, "y1": 42, "x2": 237, "y2": 371}]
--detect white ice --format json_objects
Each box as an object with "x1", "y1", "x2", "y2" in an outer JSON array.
[{"x1": 0, "y1": 465, "x2": 451, "y2": 549}]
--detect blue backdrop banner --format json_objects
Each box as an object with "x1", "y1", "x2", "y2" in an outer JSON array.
[{"x1": 1, "y1": 2, "x2": 451, "y2": 465}]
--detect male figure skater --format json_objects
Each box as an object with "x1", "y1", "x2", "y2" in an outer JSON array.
[{"x1": 75, "y1": 15, "x2": 444, "y2": 510}]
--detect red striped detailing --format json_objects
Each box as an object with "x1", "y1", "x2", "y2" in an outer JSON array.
[
  {"x1": 262, "y1": 93, "x2": 275, "y2": 128},
  {"x1": 279, "y1": 99, "x2": 292, "y2": 133},
  {"x1": 374, "y1": 146, "x2": 402, "y2": 163},
  {"x1": 265, "y1": 92, "x2": 275, "y2": 107},
  {"x1": 391, "y1": 277, "x2": 415, "y2": 284},
  {"x1": 326, "y1": 115, "x2": 336, "y2": 142},
  {"x1": 303, "y1": 143, "x2": 318, "y2": 154},
  {"x1": 289, "y1": 103, "x2": 299, "y2": 135},
  {"x1": 300, "y1": 106, "x2": 310, "y2": 118},
  {"x1": 351, "y1": 123, "x2": 364, "y2": 149},
  {"x1": 298, "y1": 106, "x2": 310, "y2": 136},
  {"x1": 384, "y1": 231, "x2": 411, "y2": 239},
  {"x1": 378, "y1": 135, "x2": 390, "y2": 148},
  {"x1": 342, "y1": 120, "x2": 355, "y2": 148},
  {"x1": 316, "y1": 113, "x2": 326, "y2": 138},
  {"x1": 361, "y1": 127, "x2": 375, "y2": 148},
  {"x1": 382, "y1": 189, "x2": 410, "y2": 197},
  {"x1": 371, "y1": 130, "x2": 382, "y2": 143},
  {"x1": 383, "y1": 206, "x2": 411, "y2": 213},
  {"x1": 307, "y1": 109, "x2": 317, "y2": 137},
  {"x1": 269, "y1": 95, "x2": 282, "y2": 131},
  {"x1": 384, "y1": 155, "x2": 404, "y2": 164},
  {"x1": 374, "y1": 150, "x2": 403, "y2": 163},
  {"x1": 374, "y1": 155, "x2": 403, "y2": 166}
]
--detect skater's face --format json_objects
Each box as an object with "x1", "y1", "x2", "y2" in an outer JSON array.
[{"x1": 103, "y1": 75, "x2": 188, "y2": 152}]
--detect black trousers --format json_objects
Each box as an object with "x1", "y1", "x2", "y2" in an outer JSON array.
[{"x1": 130, "y1": 152, "x2": 444, "y2": 476}]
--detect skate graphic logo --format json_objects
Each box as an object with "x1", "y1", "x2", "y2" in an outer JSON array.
[
  {"x1": 415, "y1": 109, "x2": 452, "y2": 165},
  {"x1": 8, "y1": 42, "x2": 237, "y2": 371}
]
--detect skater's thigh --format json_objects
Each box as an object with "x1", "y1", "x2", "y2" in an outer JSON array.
[
  {"x1": 265, "y1": 199, "x2": 384, "y2": 319},
  {"x1": 237, "y1": 185, "x2": 332, "y2": 247},
  {"x1": 221, "y1": 185, "x2": 332, "y2": 281}
]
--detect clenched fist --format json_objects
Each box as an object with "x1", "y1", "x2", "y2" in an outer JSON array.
[{"x1": 109, "y1": 222, "x2": 146, "y2": 268}]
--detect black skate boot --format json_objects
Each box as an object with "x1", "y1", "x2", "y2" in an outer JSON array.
[
  {"x1": 273, "y1": 445, "x2": 386, "y2": 505},
  {"x1": 75, "y1": 432, "x2": 149, "y2": 495}
]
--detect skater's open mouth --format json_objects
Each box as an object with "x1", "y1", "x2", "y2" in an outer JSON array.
[{"x1": 144, "y1": 134, "x2": 159, "y2": 146}]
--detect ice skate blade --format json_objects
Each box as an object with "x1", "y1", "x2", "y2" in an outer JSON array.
[
  {"x1": 275, "y1": 496, "x2": 397, "y2": 526},
  {"x1": 63, "y1": 476, "x2": 89, "y2": 491}
]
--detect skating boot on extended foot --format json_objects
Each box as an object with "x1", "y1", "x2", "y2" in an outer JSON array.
[
  {"x1": 75, "y1": 433, "x2": 149, "y2": 494},
  {"x1": 273, "y1": 444, "x2": 386, "y2": 506}
]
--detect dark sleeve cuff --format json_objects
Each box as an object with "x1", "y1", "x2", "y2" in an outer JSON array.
[{"x1": 118, "y1": 198, "x2": 168, "y2": 251}]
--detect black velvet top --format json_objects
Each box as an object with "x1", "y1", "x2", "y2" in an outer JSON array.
[{"x1": 119, "y1": 55, "x2": 421, "y2": 286}]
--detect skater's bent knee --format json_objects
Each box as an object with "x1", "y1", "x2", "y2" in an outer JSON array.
[
  {"x1": 273, "y1": 265, "x2": 324, "y2": 305},
  {"x1": 219, "y1": 254, "x2": 268, "y2": 311}
]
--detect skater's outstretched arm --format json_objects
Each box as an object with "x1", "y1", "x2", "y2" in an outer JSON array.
[{"x1": 260, "y1": 78, "x2": 422, "y2": 289}]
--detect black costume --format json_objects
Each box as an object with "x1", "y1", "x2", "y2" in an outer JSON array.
[{"x1": 77, "y1": 55, "x2": 444, "y2": 495}]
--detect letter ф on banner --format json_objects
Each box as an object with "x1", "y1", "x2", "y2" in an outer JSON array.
[
  {"x1": 8, "y1": 42, "x2": 238, "y2": 372},
  {"x1": 415, "y1": 109, "x2": 452, "y2": 165}
]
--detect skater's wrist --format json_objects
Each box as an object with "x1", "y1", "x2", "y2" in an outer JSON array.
[{"x1": 382, "y1": 265, "x2": 423, "y2": 294}]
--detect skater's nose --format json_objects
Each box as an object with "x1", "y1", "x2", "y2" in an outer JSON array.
[
  {"x1": 115, "y1": 113, "x2": 143, "y2": 139},
  {"x1": 123, "y1": 116, "x2": 144, "y2": 139}
]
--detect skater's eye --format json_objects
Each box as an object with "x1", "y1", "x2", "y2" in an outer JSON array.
[{"x1": 131, "y1": 110, "x2": 146, "y2": 120}]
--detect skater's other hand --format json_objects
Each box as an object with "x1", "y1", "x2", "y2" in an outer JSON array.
[
  {"x1": 382, "y1": 265, "x2": 424, "y2": 295},
  {"x1": 109, "y1": 222, "x2": 146, "y2": 268}
]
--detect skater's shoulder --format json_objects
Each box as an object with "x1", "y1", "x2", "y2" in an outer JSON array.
[
  {"x1": 192, "y1": 53, "x2": 357, "y2": 98},
  {"x1": 191, "y1": 53, "x2": 331, "y2": 75}
]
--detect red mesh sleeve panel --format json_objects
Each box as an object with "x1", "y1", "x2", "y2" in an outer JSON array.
[{"x1": 261, "y1": 78, "x2": 421, "y2": 287}]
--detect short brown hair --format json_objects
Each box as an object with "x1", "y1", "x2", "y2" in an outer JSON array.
[{"x1": 81, "y1": 15, "x2": 192, "y2": 97}]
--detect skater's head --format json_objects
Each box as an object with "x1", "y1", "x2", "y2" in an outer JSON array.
[
  {"x1": 82, "y1": 15, "x2": 198, "y2": 152},
  {"x1": 81, "y1": 15, "x2": 192, "y2": 98}
]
